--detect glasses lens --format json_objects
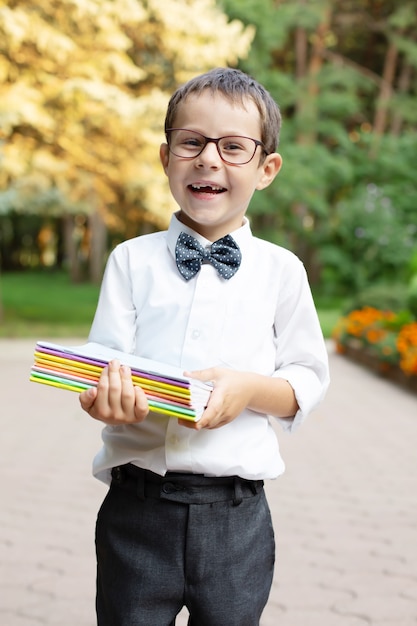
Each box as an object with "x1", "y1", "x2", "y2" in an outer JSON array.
[
  {"x1": 218, "y1": 136, "x2": 257, "y2": 164},
  {"x1": 168, "y1": 130, "x2": 206, "y2": 158}
]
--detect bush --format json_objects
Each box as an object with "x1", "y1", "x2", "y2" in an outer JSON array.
[
  {"x1": 333, "y1": 306, "x2": 417, "y2": 375},
  {"x1": 407, "y1": 275, "x2": 417, "y2": 318},
  {"x1": 343, "y1": 283, "x2": 409, "y2": 315}
]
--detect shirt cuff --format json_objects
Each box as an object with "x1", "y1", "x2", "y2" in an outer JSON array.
[{"x1": 272, "y1": 364, "x2": 329, "y2": 433}]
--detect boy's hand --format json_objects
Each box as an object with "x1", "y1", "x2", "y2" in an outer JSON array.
[
  {"x1": 179, "y1": 367, "x2": 252, "y2": 430},
  {"x1": 79, "y1": 359, "x2": 149, "y2": 424}
]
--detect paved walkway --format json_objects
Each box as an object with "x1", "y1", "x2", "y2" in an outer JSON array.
[{"x1": 0, "y1": 339, "x2": 416, "y2": 625}]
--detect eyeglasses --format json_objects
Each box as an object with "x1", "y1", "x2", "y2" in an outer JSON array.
[{"x1": 166, "y1": 128, "x2": 268, "y2": 165}]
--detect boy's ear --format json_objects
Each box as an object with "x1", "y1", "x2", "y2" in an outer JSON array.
[
  {"x1": 256, "y1": 153, "x2": 283, "y2": 191},
  {"x1": 160, "y1": 143, "x2": 169, "y2": 174}
]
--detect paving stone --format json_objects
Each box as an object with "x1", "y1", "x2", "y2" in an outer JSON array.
[
  {"x1": 335, "y1": 594, "x2": 417, "y2": 623},
  {"x1": 1, "y1": 340, "x2": 417, "y2": 625},
  {"x1": 261, "y1": 604, "x2": 370, "y2": 626}
]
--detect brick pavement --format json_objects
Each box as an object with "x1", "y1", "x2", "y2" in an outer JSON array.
[{"x1": 0, "y1": 339, "x2": 416, "y2": 625}]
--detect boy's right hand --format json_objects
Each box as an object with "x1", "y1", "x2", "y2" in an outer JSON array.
[{"x1": 79, "y1": 359, "x2": 149, "y2": 424}]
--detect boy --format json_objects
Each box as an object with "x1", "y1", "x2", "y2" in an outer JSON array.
[{"x1": 80, "y1": 67, "x2": 329, "y2": 626}]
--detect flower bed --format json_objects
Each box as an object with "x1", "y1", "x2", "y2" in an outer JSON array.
[{"x1": 333, "y1": 306, "x2": 417, "y2": 394}]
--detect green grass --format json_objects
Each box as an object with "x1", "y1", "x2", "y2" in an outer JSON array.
[
  {"x1": 313, "y1": 294, "x2": 345, "y2": 339},
  {"x1": 0, "y1": 270, "x2": 342, "y2": 339},
  {"x1": 316, "y1": 308, "x2": 340, "y2": 339},
  {"x1": 0, "y1": 271, "x2": 100, "y2": 338}
]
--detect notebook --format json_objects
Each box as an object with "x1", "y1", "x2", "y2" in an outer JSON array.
[{"x1": 30, "y1": 341, "x2": 212, "y2": 421}]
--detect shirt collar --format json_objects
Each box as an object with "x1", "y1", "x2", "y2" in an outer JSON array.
[{"x1": 166, "y1": 212, "x2": 253, "y2": 261}]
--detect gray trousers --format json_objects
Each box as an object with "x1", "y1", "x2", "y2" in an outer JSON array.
[{"x1": 96, "y1": 465, "x2": 275, "y2": 626}]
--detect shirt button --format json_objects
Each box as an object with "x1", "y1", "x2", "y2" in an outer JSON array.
[
  {"x1": 191, "y1": 329, "x2": 200, "y2": 339},
  {"x1": 169, "y1": 435, "x2": 179, "y2": 446}
]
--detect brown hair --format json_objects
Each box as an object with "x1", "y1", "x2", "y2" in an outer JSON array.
[{"x1": 164, "y1": 68, "x2": 281, "y2": 155}]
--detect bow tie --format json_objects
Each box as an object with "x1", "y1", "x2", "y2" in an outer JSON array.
[{"x1": 175, "y1": 232, "x2": 242, "y2": 281}]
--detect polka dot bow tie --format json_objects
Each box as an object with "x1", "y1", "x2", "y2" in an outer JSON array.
[{"x1": 175, "y1": 232, "x2": 242, "y2": 281}]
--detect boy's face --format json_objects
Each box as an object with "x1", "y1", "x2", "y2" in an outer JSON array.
[{"x1": 160, "y1": 91, "x2": 282, "y2": 241}]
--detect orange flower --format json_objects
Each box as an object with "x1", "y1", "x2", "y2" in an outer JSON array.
[
  {"x1": 397, "y1": 323, "x2": 417, "y2": 376},
  {"x1": 340, "y1": 307, "x2": 394, "y2": 343},
  {"x1": 366, "y1": 329, "x2": 386, "y2": 344},
  {"x1": 334, "y1": 307, "x2": 417, "y2": 378}
]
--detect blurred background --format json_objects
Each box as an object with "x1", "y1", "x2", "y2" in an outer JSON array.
[
  {"x1": 0, "y1": 7, "x2": 416, "y2": 624},
  {"x1": 1, "y1": 0, "x2": 416, "y2": 371}
]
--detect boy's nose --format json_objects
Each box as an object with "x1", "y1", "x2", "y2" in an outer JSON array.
[{"x1": 195, "y1": 141, "x2": 222, "y2": 167}]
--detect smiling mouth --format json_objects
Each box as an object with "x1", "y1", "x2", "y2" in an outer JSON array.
[{"x1": 189, "y1": 184, "x2": 226, "y2": 194}]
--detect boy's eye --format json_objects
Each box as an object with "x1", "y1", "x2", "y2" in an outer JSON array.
[
  {"x1": 220, "y1": 138, "x2": 250, "y2": 153},
  {"x1": 182, "y1": 136, "x2": 204, "y2": 148},
  {"x1": 222, "y1": 141, "x2": 244, "y2": 152}
]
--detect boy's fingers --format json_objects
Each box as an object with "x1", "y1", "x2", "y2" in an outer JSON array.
[
  {"x1": 79, "y1": 359, "x2": 149, "y2": 424},
  {"x1": 79, "y1": 387, "x2": 97, "y2": 411},
  {"x1": 107, "y1": 359, "x2": 122, "y2": 379},
  {"x1": 106, "y1": 359, "x2": 122, "y2": 404},
  {"x1": 120, "y1": 364, "x2": 131, "y2": 379},
  {"x1": 95, "y1": 364, "x2": 110, "y2": 398},
  {"x1": 133, "y1": 386, "x2": 149, "y2": 421},
  {"x1": 196, "y1": 387, "x2": 227, "y2": 429},
  {"x1": 119, "y1": 365, "x2": 135, "y2": 412},
  {"x1": 119, "y1": 364, "x2": 149, "y2": 421},
  {"x1": 184, "y1": 367, "x2": 216, "y2": 382}
]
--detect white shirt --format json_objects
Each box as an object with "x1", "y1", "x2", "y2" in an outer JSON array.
[{"x1": 89, "y1": 213, "x2": 329, "y2": 484}]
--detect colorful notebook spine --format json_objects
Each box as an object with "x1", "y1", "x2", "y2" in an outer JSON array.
[{"x1": 30, "y1": 342, "x2": 212, "y2": 421}]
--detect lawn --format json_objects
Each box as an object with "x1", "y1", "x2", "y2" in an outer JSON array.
[
  {"x1": 0, "y1": 271, "x2": 100, "y2": 338},
  {"x1": 0, "y1": 270, "x2": 341, "y2": 339}
]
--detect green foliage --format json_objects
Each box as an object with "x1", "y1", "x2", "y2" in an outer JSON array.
[
  {"x1": 407, "y1": 275, "x2": 417, "y2": 318},
  {"x1": 316, "y1": 128, "x2": 417, "y2": 294},
  {"x1": 217, "y1": 0, "x2": 284, "y2": 70},
  {"x1": 408, "y1": 251, "x2": 417, "y2": 276},
  {"x1": 388, "y1": 3, "x2": 417, "y2": 31},
  {"x1": 343, "y1": 283, "x2": 410, "y2": 315},
  {"x1": 325, "y1": 184, "x2": 413, "y2": 289},
  {"x1": 220, "y1": 0, "x2": 417, "y2": 297},
  {"x1": 372, "y1": 331, "x2": 400, "y2": 366}
]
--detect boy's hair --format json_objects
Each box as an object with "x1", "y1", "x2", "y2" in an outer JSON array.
[{"x1": 164, "y1": 67, "x2": 281, "y2": 155}]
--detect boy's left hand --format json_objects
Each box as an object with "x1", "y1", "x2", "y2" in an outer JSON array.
[{"x1": 179, "y1": 367, "x2": 251, "y2": 430}]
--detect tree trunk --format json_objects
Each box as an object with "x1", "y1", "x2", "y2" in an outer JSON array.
[
  {"x1": 390, "y1": 62, "x2": 413, "y2": 136},
  {"x1": 88, "y1": 210, "x2": 107, "y2": 284},
  {"x1": 370, "y1": 41, "x2": 398, "y2": 156},
  {"x1": 295, "y1": 0, "x2": 307, "y2": 82},
  {"x1": 62, "y1": 214, "x2": 82, "y2": 283},
  {"x1": 292, "y1": 4, "x2": 332, "y2": 272},
  {"x1": 296, "y1": 4, "x2": 332, "y2": 145}
]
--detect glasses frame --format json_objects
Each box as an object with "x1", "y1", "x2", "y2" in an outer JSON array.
[{"x1": 165, "y1": 128, "x2": 268, "y2": 165}]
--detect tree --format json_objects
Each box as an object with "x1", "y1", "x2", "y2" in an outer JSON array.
[
  {"x1": 219, "y1": 0, "x2": 417, "y2": 293},
  {"x1": 0, "y1": 0, "x2": 254, "y2": 280}
]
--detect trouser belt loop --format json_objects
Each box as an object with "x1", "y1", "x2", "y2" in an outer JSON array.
[
  {"x1": 232, "y1": 477, "x2": 243, "y2": 506},
  {"x1": 250, "y1": 480, "x2": 260, "y2": 495}
]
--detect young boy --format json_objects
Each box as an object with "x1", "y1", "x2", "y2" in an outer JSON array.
[{"x1": 80, "y1": 67, "x2": 329, "y2": 626}]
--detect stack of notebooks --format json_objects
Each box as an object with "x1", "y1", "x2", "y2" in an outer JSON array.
[{"x1": 30, "y1": 341, "x2": 212, "y2": 422}]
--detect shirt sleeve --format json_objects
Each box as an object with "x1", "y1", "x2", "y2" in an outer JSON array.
[
  {"x1": 87, "y1": 244, "x2": 137, "y2": 354},
  {"x1": 272, "y1": 257, "x2": 330, "y2": 433}
]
